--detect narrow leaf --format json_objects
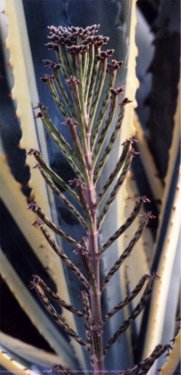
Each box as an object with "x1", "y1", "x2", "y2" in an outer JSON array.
[
  {"x1": 32, "y1": 275, "x2": 83, "y2": 318},
  {"x1": 84, "y1": 44, "x2": 95, "y2": 106},
  {"x1": 97, "y1": 151, "x2": 133, "y2": 229},
  {"x1": 41, "y1": 75, "x2": 69, "y2": 118},
  {"x1": 97, "y1": 139, "x2": 133, "y2": 207},
  {"x1": 91, "y1": 69, "x2": 117, "y2": 149},
  {"x1": 104, "y1": 275, "x2": 158, "y2": 354},
  {"x1": 53, "y1": 364, "x2": 74, "y2": 375},
  {"x1": 0, "y1": 249, "x2": 75, "y2": 366},
  {"x1": 40, "y1": 226, "x2": 89, "y2": 289},
  {"x1": 101, "y1": 212, "x2": 152, "y2": 290},
  {"x1": 29, "y1": 200, "x2": 80, "y2": 247},
  {"x1": 99, "y1": 196, "x2": 149, "y2": 255},
  {"x1": 89, "y1": 58, "x2": 108, "y2": 131},
  {"x1": 53, "y1": 67, "x2": 76, "y2": 118},
  {"x1": 81, "y1": 291, "x2": 92, "y2": 348},
  {"x1": 31, "y1": 279, "x2": 88, "y2": 349},
  {"x1": 93, "y1": 100, "x2": 126, "y2": 183},
  {"x1": 103, "y1": 274, "x2": 153, "y2": 322},
  {"x1": 28, "y1": 149, "x2": 81, "y2": 204},
  {"x1": 119, "y1": 344, "x2": 171, "y2": 374},
  {"x1": 92, "y1": 92, "x2": 119, "y2": 167},
  {"x1": 87, "y1": 46, "x2": 101, "y2": 111},
  {"x1": 159, "y1": 330, "x2": 181, "y2": 374},
  {"x1": 80, "y1": 250, "x2": 96, "y2": 292},
  {"x1": 36, "y1": 106, "x2": 83, "y2": 178},
  {"x1": 38, "y1": 166, "x2": 87, "y2": 228}
]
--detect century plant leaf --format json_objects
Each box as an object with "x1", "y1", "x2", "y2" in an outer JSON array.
[
  {"x1": 155, "y1": 90, "x2": 180, "y2": 239},
  {"x1": 159, "y1": 330, "x2": 181, "y2": 375},
  {"x1": 0, "y1": 331, "x2": 67, "y2": 369},
  {"x1": 0, "y1": 248, "x2": 76, "y2": 368},
  {"x1": 142, "y1": 91, "x2": 180, "y2": 365},
  {"x1": 0, "y1": 349, "x2": 31, "y2": 375},
  {"x1": 120, "y1": 176, "x2": 151, "y2": 334},
  {"x1": 0, "y1": 1, "x2": 62, "y2": 285},
  {"x1": 142, "y1": 174, "x2": 180, "y2": 363},
  {"x1": 134, "y1": 115, "x2": 163, "y2": 207},
  {"x1": 0, "y1": 153, "x2": 63, "y2": 291},
  {"x1": 1, "y1": 0, "x2": 86, "y2": 367}
]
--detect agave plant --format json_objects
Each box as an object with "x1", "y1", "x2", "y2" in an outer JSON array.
[{"x1": 0, "y1": 0, "x2": 180, "y2": 374}]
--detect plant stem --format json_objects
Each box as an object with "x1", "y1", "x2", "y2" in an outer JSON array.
[
  {"x1": 83, "y1": 110, "x2": 104, "y2": 374},
  {"x1": 88, "y1": 182, "x2": 104, "y2": 374}
]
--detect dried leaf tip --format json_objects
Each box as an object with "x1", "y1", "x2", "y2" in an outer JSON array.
[
  {"x1": 136, "y1": 195, "x2": 151, "y2": 204},
  {"x1": 28, "y1": 199, "x2": 38, "y2": 211},
  {"x1": 27, "y1": 148, "x2": 40, "y2": 156},
  {"x1": 34, "y1": 102, "x2": 47, "y2": 110},
  {"x1": 122, "y1": 97, "x2": 132, "y2": 105},
  {"x1": 32, "y1": 219, "x2": 43, "y2": 229},
  {"x1": 110, "y1": 87, "x2": 124, "y2": 97},
  {"x1": 66, "y1": 76, "x2": 81, "y2": 85}
]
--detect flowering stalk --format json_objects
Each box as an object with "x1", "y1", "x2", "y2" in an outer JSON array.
[{"x1": 29, "y1": 25, "x2": 172, "y2": 374}]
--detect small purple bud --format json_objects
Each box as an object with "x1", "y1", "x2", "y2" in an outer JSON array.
[
  {"x1": 122, "y1": 97, "x2": 132, "y2": 106},
  {"x1": 32, "y1": 219, "x2": 43, "y2": 228},
  {"x1": 28, "y1": 199, "x2": 38, "y2": 211},
  {"x1": 35, "y1": 112, "x2": 43, "y2": 119}
]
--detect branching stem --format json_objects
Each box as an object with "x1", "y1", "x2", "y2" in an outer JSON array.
[{"x1": 82, "y1": 105, "x2": 105, "y2": 374}]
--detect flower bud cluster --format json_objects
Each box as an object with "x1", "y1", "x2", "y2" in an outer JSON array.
[
  {"x1": 45, "y1": 24, "x2": 110, "y2": 54},
  {"x1": 65, "y1": 76, "x2": 81, "y2": 87},
  {"x1": 107, "y1": 59, "x2": 123, "y2": 72},
  {"x1": 42, "y1": 59, "x2": 61, "y2": 71},
  {"x1": 110, "y1": 87, "x2": 124, "y2": 97},
  {"x1": 96, "y1": 49, "x2": 114, "y2": 61}
]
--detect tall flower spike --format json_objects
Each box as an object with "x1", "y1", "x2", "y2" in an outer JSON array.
[{"x1": 28, "y1": 24, "x2": 171, "y2": 374}]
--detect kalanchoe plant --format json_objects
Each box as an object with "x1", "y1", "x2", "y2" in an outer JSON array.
[{"x1": 27, "y1": 25, "x2": 173, "y2": 374}]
